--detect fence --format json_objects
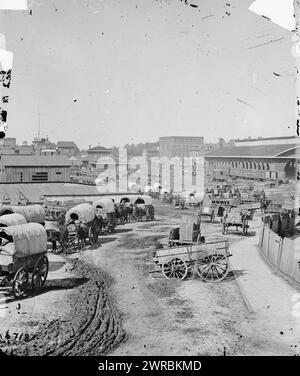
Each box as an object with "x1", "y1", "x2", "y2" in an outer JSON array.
[{"x1": 258, "y1": 222, "x2": 300, "y2": 286}]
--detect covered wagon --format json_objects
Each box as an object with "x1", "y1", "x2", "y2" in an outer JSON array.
[
  {"x1": 64, "y1": 203, "x2": 98, "y2": 249},
  {"x1": 133, "y1": 195, "x2": 155, "y2": 221},
  {"x1": 0, "y1": 204, "x2": 45, "y2": 224},
  {"x1": 0, "y1": 213, "x2": 27, "y2": 227},
  {"x1": 92, "y1": 198, "x2": 116, "y2": 233},
  {"x1": 0, "y1": 223, "x2": 48, "y2": 298}
]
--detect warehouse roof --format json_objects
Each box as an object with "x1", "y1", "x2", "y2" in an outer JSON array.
[
  {"x1": 0, "y1": 155, "x2": 72, "y2": 167},
  {"x1": 0, "y1": 183, "x2": 136, "y2": 204},
  {"x1": 234, "y1": 136, "x2": 298, "y2": 143},
  {"x1": 205, "y1": 144, "x2": 300, "y2": 158},
  {"x1": 57, "y1": 141, "x2": 77, "y2": 148}
]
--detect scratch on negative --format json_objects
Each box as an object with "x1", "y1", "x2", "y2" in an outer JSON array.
[{"x1": 247, "y1": 37, "x2": 285, "y2": 49}]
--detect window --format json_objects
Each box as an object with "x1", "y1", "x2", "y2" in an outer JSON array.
[
  {"x1": 32, "y1": 172, "x2": 48, "y2": 181},
  {"x1": 56, "y1": 171, "x2": 62, "y2": 175}
]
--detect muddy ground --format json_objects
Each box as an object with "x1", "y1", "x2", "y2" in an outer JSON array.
[{"x1": 0, "y1": 198, "x2": 298, "y2": 356}]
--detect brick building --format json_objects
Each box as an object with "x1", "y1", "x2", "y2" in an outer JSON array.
[{"x1": 159, "y1": 136, "x2": 204, "y2": 158}]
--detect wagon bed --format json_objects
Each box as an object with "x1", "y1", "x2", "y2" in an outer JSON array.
[{"x1": 153, "y1": 237, "x2": 231, "y2": 282}]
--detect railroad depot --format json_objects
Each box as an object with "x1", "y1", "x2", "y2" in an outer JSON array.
[{"x1": 205, "y1": 136, "x2": 299, "y2": 182}]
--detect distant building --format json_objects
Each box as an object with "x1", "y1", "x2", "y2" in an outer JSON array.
[
  {"x1": 0, "y1": 155, "x2": 72, "y2": 183},
  {"x1": 57, "y1": 141, "x2": 79, "y2": 156},
  {"x1": 87, "y1": 145, "x2": 113, "y2": 164},
  {"x1": 142, "y1": 143, "x2": 159, "y2": 160},
  {"x1": 189, "y1": 144, "x2": 206, "y2": 158},
  {"x1": 2, "y1": 137, "x2": 16, "y2": 147},
  {"x1": 205, "y1": 136, "x2": 299, "y2": 181},
  {"x1": 32, "y1": 137, "x2": 56, "y2": 153},
  {"x1": 159, "y1": 136, "x2": 204, "y2": 158}
]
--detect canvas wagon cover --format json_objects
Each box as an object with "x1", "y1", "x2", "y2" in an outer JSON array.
[
  {"x1": 135, "y1": 195, "x2": 152, "y2": 205},
  {"x1": 0, "y1": 205, "x2": 45, "y2": 224},
  {"x1": 0, "y1": 213, "x2": 27, "y2": 227},
  {"x1": 119, "y1": 195, "x2": 137, "y2": 204},
  {"x1": 66, "y1": 203, "x2": 95, "y2": 224},
  {"x1": 1, "y1": 223, "x2": 47, "y2": 258},
  {"x1": 92, "y1": 198, "x2": 115, "y2": 214}
]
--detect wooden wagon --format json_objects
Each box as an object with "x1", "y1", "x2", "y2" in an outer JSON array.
[
  {"x1": 63, "y1": 203, "x2": 99, "y2": 250},
  {"x1": 0, "y1": 223, "x2": 49, "y2": 298},
  {"x1": 92, "y1": 198, "x2": 116, "y2": 234},
  {"x1": 154, "y1": 216, "x2": 231, "y2": 282},
  {"x1": 221, "y1": 207, "x2": 253, "y2": 235},
  {"x1": 134, "y1": 196, "x2": 155, "y2": 222},
  {"x1": 198, "y1": 198, "x2": 220, "y2": 223}
]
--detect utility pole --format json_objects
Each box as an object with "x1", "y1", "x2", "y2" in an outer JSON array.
[{"x1": 38, "y1": 108, "x2": 41, "y2": 140}]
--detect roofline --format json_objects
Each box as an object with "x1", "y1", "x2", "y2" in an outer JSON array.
[
  {"x1": 234, "y1": 136, "x2": 298, "y2": 142},
  {"x1": 159, "y1": 136, "x2": 204, "y2": 140},
  {"x1": 274, "y1": 145, "x2": 300, "y2": 157},
  {"x1": 204, "y1": 155, "x2": 297, "y2": 159},
  {"x1": 3, "y1": 165, "x2": 72, "y2": 167}
]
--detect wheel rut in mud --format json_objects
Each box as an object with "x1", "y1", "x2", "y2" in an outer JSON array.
[{"x1": 7, "y1": 259, "x2": 126, "y2": 356}]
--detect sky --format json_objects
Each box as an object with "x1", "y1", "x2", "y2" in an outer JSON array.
[{"x1": 0, "y1": 0, "x2": 296, "y2": 149}]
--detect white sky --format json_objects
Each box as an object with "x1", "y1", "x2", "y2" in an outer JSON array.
[
  {"x1": 0, "y1": 0, "x2": 296, "y2": 149},
  {"x1": 0, "y1": 0, "x2": 27, "y2": 10},
  {"x1": 249, "y1": 0, "x2": 294, "y2": 31}
]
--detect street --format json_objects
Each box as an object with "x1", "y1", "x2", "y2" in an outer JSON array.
[{"x1": 0, "y1": 200, "x2": 299, "y2": 356}]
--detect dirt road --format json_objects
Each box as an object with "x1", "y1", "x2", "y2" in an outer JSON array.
[{"x1": 0, "y1": 200, "x2": 298, "y2": 355}]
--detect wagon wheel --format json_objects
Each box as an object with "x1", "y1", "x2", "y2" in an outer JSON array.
[
  {"x1": 161, "y1": 257, "x2": 188, "y2": 280},
  {"x1": 196, "y1": 253, "x2": 229, "y2": 283},
  {"x1": 89, "y1": 226, "x2": 98, "y2": 245},
  {"x1": 32, "y1": 254, "x2": 49, "y2": 292},
  {"x1": 12, "y1": 267, "x2": 29, "y2": 298}
]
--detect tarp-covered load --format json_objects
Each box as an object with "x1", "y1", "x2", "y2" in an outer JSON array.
[
  {"x1": 0, "y1": 213, "x2": 27, "y2": 227},
  {"x1": 0, "y1": 205, "x2": 45, "y2": 224},
  {"x1": 0, "y1": 223, "x2": 47, "y2": 258},
  {"x1": 45, "y1": 221, "x2": 60, "y2": 232},
  {"x1": 92, "y1": 198, "x2": 115, "y2": 214},
  {"x1": 65, "y1": 203, "x2": 95, "y2": 224}
]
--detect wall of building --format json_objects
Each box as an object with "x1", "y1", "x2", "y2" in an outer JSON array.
[
  {"x1": 206, "y1": 157, "x2": 294, "y2": 181},
  {"x1": 3, "y1": 166, "x2": 70, "y2": 182},
  {"x1": 58, "y1": 147, "x2": 75, "y2": 156},
  {"x1": 159, "y1": 137, "x2": 204, "y2": 158}
]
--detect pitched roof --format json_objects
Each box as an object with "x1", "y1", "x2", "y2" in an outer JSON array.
[
  {"x1": 57, "y1": 141, "x2": 76, "y2": 148},
  {"x1": 205, "y1": 144, "x2": 300, "y2": 158},
  {"x1": 0, "y1": 155, "x2": 72, "y2": 167},
  {"x1": 88, "y1": 145, "x2": 112, "y2": 152}
]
